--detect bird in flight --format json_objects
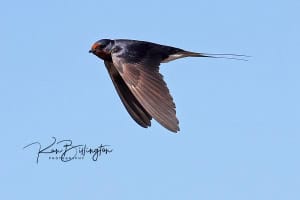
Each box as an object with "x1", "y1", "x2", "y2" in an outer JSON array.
[{"x1": 89, "y1": 39, "x2": 247, "y2": 133}]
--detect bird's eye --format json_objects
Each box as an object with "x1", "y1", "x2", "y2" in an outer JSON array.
[{"x1": 111, "y1": 46, "x2": 121, "y2": 53}]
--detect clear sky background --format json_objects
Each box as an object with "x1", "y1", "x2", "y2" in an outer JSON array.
[{"x1": 1, "y1": 0, "x2": 299, "y2": 199}]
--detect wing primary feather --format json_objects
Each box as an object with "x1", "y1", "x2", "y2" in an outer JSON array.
[{"x1": 131, "y1": 86, "x2": 179, "y2": 132}]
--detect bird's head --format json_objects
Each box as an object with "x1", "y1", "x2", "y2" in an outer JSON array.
[{"x1": 89, "y1": 39, "x2": 113, "y2": 61}]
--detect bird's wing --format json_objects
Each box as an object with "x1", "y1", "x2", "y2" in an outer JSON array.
[
  {"x1": 104, "y1": 61, "x2": 152, "y2": 128},
  {"x1": 110, "y1": 54, "x2": 179, "y2": 133}
]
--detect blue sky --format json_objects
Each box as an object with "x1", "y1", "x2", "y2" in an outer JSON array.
[{"x1": 1, "y1": 0, "x2": 300, "y2": 199}]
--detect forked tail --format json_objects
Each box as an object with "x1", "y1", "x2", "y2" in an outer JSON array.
[{"x1": 184, "y1": 51, "x2": 250, "y2": 61}]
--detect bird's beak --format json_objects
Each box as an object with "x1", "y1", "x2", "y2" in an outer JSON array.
[{"x1": 89, "y1": 50, "x2": 93, "y2": 53}]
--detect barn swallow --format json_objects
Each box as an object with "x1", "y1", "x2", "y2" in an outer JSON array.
[{"x1": 89, "y1": 39, "x2": 248, "y2": 133}]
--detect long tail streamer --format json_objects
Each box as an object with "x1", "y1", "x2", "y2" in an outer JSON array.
[{"x1": 200, "y1": 53, "x2": 250, "y2": 61}]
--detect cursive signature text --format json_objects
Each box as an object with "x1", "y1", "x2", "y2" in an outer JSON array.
[{"x1": 23, "y1": 137, "x2": 113, "y2": 163}]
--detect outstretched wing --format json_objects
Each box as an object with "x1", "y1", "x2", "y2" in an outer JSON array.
[
  {"x1": 104, "y1": 61, "x2": 152, "y2": 128},
  {"x1": 110, "y1": 53, "x2": 179, "y2": 133}
]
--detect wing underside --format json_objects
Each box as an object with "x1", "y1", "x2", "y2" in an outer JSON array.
[
  {"x1": 104, "y1": 61, "x2": 152, "y2": 128},
  {"x1": 110, "y1": 55, "x2": 179, "y2": 132}
]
